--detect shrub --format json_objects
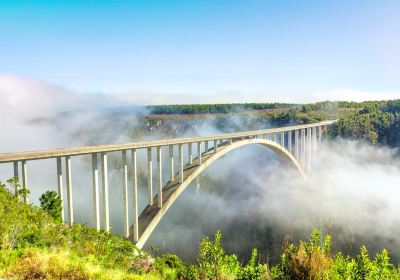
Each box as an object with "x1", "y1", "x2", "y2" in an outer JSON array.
[
  {"x1": 39, "y1": 190, "x2": 63, "y2": 222},
  {"x1": 154, "y1": 254, "x2": 184, "y2": 280},
  {"x1": 279, "y1": 229, "x2": 332, "y2": 280},
  {"x1": 197, "y1": 230, "x2": 241, "y2": 279},
  {"x1": 239, "y1": 248, "x2": 266, "y2": 280}
]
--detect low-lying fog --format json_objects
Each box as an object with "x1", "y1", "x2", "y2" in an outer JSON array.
[{"x1": 1, "y1": 76, "x2": 400, "y2": 263}]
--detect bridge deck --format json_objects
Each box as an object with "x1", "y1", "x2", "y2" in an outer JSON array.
[{"x1": 0, "y1": 120, "x2": 336, "y2": 163}]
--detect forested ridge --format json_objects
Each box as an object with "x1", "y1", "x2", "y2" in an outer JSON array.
[
  {"x1": 146, "y1": 103, "x2": 299, "y2": 114},
  {"x1": 146, "y1": 101, "x2": 383, "y2": 115},
  {"x1": 329, "y1": 100, "x2": 400, "y2": 146}
]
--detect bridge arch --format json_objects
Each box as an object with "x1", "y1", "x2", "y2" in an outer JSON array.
[{"x1": 132, "y1": 138, "x2": 305, "y2": 248}]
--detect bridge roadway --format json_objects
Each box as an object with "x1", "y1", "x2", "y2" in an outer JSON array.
[
  {"x1": 0, "y1": 120, "x2": 336, "y2": 248},
  {"x1": 0, "y1": 120, "x2": 335, "y2": 163}
]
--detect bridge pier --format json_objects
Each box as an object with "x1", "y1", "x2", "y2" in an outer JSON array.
[
  {"x1": 169, "y1": 145, "x2": 174, "y2": 181},
  {"x1": 197, "y1": 142, "x2": 202, "y2": 164},
  {"x1": 101, "y1": 153, "x2": 109, "y2": 232},
  {"x1": 295, "y1": 130, "x2": 299, "y2": 159},
  {"x1": 56, "y1": 157, "x2": 65, "y2": 223},
  {"x1": 179, "y1": 144, "x2": 183, "y2": 183},
  {"x1": 65, "y1": 156, "x2": 73, "y2": 226},
  {"x1": 131, "y1": 149, "x2": 139, "y2": 242},
  {"x1": 312, "y1": 127, "x2": 317, "y2": 154},
  {"x1": 318, "y1": 126, "x2": 322, "y2": 142},
  {"x1": 13, "y1": 162, "x2": 19, "y2": 198},
  {"x1": 188, "y1": 143, "x2": 193, "y2": 164},
  {"x1": 214, "y1": 140, "x2": 218, "y2": 153},
  {"x1": 157, "y1": 147, "x2": 163, "y2": 208},
  {"x1": 307, "y1": 128, "x2": 312, "y2": 172},
  {"x1": 301, "y1": 129, "x2": 306, "y2": 168},
  {"x1": 288, "y1": 131, "x2": 292, "y2": 154},
  {"x1": 21, "y1": 160, "x2": 28, "y2": 203},
  {"x1": 147, "y1": 148, "x2": 153, "y2": 205},
  {"x1": 92, "y1": 153, "x2": 100, "y2": 230},
  {"x1": 280, "y1": 132, "x2": 285, "y2": 147},
  {"x1": 122, "y1": 150, "x2": 129, "y2": 237}
]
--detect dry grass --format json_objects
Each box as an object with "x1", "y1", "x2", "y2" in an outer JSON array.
[
  {"x1": 1, "y1": 248, "x2": 162, "y2": 280},
  {"x1": 286, "y1": 242, "x2": 332, "y2": 280}
]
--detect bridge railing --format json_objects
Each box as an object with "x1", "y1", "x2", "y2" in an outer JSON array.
[{"x1": 0, "y1": 120, "x2": 336, "y2": 242}]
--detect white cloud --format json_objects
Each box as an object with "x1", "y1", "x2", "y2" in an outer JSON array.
[{"x1": 1, "y1": 74, "x2": 399, "y2": 107}]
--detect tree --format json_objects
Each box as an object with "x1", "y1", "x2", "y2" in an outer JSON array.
[{"x1": 39, "y1": 191, "x2": 63, "y2": 223}]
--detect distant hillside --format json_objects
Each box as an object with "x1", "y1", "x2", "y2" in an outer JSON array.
[
  {"x1": 146, "y1": 103, "x2": 299, "y2": 114},
  {"x1": 146, "y1": 101, "x2": 378, "y2": 115}
]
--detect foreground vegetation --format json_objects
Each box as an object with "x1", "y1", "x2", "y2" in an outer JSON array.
[{"x1": 1, "y1": 179, "x2": 399, "y2": 279}]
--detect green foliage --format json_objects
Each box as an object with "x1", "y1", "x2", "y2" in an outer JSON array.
[
  {"x1": 153, "y1": 254, "x2": 185, "y2": 280},
  {"x1": 197, "y1": 230, "x2": 241, "y2": 279},
  {"x1": 238, "y1": 249, "x2": 266, "y2": 280},
  {"x1": 147, "y1": 103, "x2": 298, "y2": 115},
  {"x1": 328, "y1": 99, "x2": 400, "y2": 146},
  {"x1": 39, "y1": 190, "x2": 63, "y2": 222}
]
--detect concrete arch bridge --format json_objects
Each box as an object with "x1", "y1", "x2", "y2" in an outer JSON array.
[{"x1": 0, "y1": 120, "x2": 335, "y2": 248}]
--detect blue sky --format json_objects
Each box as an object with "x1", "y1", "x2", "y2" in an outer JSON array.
[{"x1": 0, "y1": 0, "x2": 399, "y2": 101}]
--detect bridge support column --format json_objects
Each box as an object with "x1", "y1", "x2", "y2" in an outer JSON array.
[
  {"x1": 273, "y1": 133, "x2": 277, "y2": 143},
  {"x1": 307, "y1": 128, "x2": 312, "y2": 172},
  {"x1": 301, "y1": 129, "x2": 306, "y2": 168},
  {"x1": 295, "y1": 130, "x2": 299, "y2": 160},
  {"x1": 188, "y1": 143, "x2": 193, "y2": 164},
  {"x1": 21, "y1": 160, "x2": 28, "y2": 203},
  {"x1": 101, "y1": 153, "x2": 109, "y2": 232},
  {"x1": 157, "y1": 147, "x2": 163, "y2": 208},
  {"x1": 65, "y1": 156, "x2": 73, "y2": 226},
  {"x1": 13, "y1": 162, "x2": 19, "y2": 198},
  {"x1": 179, "y1": 144, "x2": 183, "y2": 183},
  {"x1": 92, "y1": 153, "x2": 100, "y2": 231},
  {"x1": 318, "y1": 126, "x2": 322, "y2": 142},
  {"x1": 169, "y1": 145, "x2": 174, "y2": 181},
  {"x1": 147, "y1": 148, "x2": 153, "y2": 205},
  {"x1": 56, "y1": 157, "x2": 65, "y2": 224},
  {"x1": 312, "y1": 127, "x2": 317, "y2": 154},
  {"x1": 122, "y1": 150, "x2": 129, "y2": 238},
  {"x1": 214, "y1": 140, "x2": 218, "y2": 153},
  {"x1": 205, "y1": 141, "x2": 209, "y2": 152},
  {"x1": 280, "y1": 132, "x2": 285, "y2": 147},
  {"x1": 229, "y1": 138, "x2": 233, "y2": 145},
  {"x1": 288, "y1": 131, "x2": 292, "y2": 154},
  {"x1": 131, "y1": 149, "x2": 139, "y2": 242},
  {"x1": 197, "y1": 142, "x2": 202, "y2": 165}
]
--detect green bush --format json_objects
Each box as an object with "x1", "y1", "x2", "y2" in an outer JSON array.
[
  {"x1": 39, "y1": 190, "x2": 63, "y2": 223},
  {"x1": 238, "y1": 249, "x2": 266, "y2": 280}
]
